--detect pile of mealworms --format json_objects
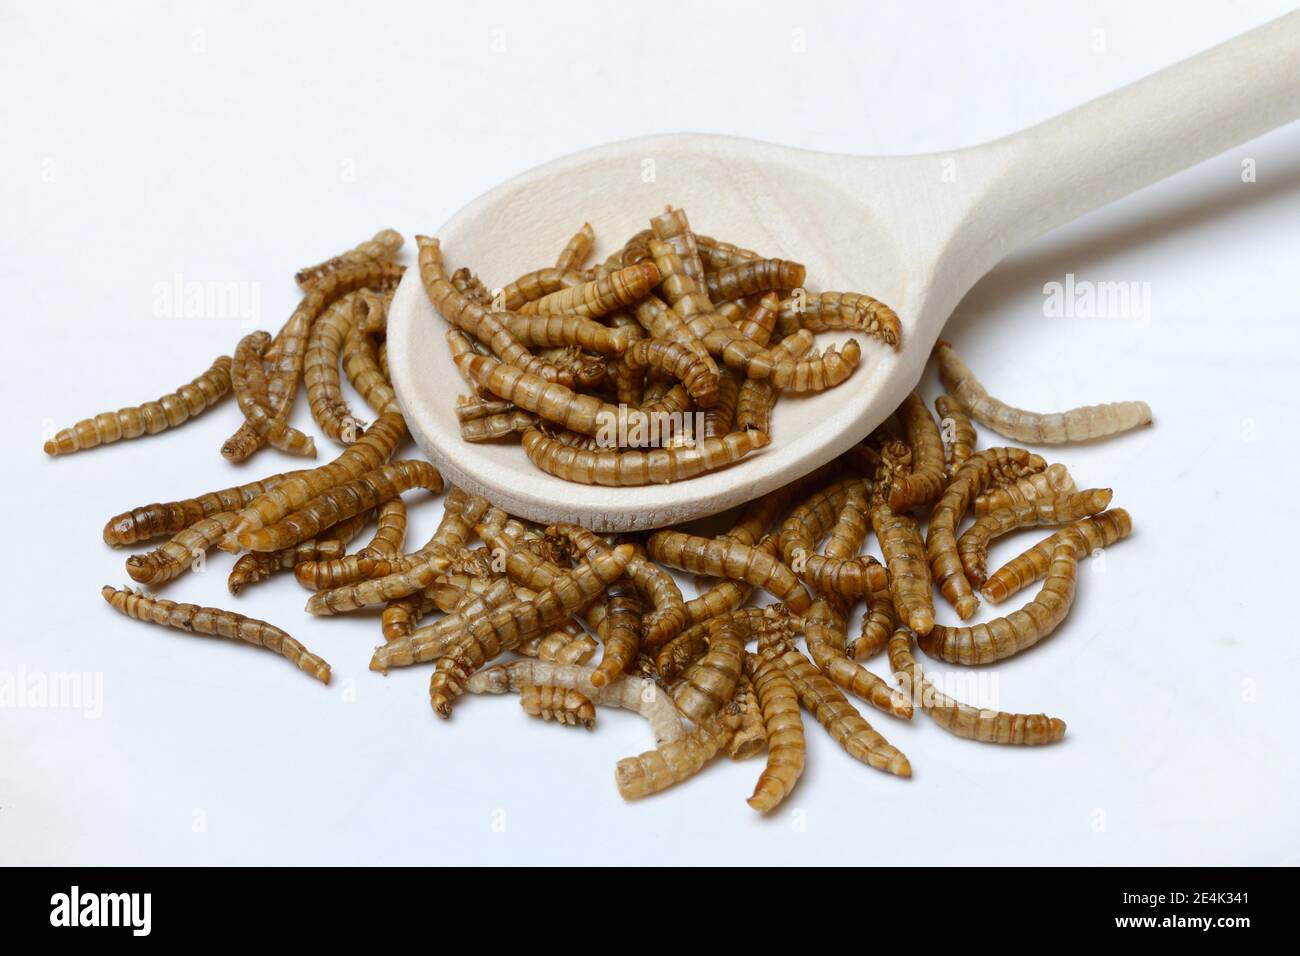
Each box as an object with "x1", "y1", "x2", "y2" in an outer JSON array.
[
  {"x1": 49, "y1": 223, "x2": 1151, "y2": 809},
  {"x1": 432, "y1": 208, "x2": 901, "y2": 483}
]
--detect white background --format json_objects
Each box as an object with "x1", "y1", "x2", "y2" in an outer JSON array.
[{"x1": 2, "y1": 0, "x2": 1298, "y2": 865}]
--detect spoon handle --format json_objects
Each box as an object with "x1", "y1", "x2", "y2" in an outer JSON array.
[{"x1": 961, "y1": 10, "x2": 1300, "y2": 273}]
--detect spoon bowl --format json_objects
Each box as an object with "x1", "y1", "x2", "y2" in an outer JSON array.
[{"x1": 388, "y1": 14, "x2": 1299, "y2": 530}]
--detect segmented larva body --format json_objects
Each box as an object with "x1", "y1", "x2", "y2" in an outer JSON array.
[
  {"x1": 503, "y1": 313, "x2": 633, "y2": 354},
  {"x1": 380, "y1": 588, "x2": 441, "y2": 641},
  {"x1": 756, "y1": 639, "x2": 911, "y2": 777},
  {"x1": 777, "y1": 291, "x2": 901, "y2": 348},
  {"x1": 498, "y1": 268, "x2": 580, "y2": 311},
  {"x1": 925, "y1": 446, "x2": 1047, "y2": 620},
  {"x1": 934, "y1": 394, "x2": 977, "y2": 471},
  {"x1": 888, "y1": 628, "x2": 1066, "y2": 745},
  {"x1": 614, "y1": 716, "x2": 734, "y2": 801},
  {"x1": 293, "y1": 497, "x2": 407, "y2": 590},
  {"x1": 724, "y1": 676, "x2": 767, "y2": 760},
  {"x1": 228, "y1": 509, "x2": 371, "y2": 595},
  {"x1": 733, "y1": 328, "x2": 816, "y2": 433},
  {"x1": 522, "y1": 427, "x2": 769, "y2": 486},
  {"x1": 459, "y1": 407, "x2": 537, "y2": 442},
  {"x1": 919, "y1": 543, "x2": 1079, "y2": 665},
  {"x1": 619, "y1": 337, "x2": 721, "y2": 408},
  {"x1": 982, "y1": 508, "x2": 1132, "y2": 604},
  {"x1": 294, "y1": 228, "x2": 403, "y2": 290},
  {"x1": 340, "y1": 293, "x2": 398, "y2": 418},
  {"x1": 418, "y1": 237, "x2": 573, "y2": 385},
  {"x1": 654, "y1": 607, "x2": 792, "y2": 680},
  {"x1": 304, "y1": 291, "x2": 368, "y2": 445},
  {"x1": 450, "y1": 267, "x2": 493, "y2": 306},
  {"x1": 958, "y1": 487, "x2": 1112, "y2": 585},
  {"x1": 973, "y1": 462, "x2": 1077, "y2": 518},
  {"x1": 371, "y1": 577, "x2": 519, "y2": 670},
  {"x1": 219, "y1": 411, "x2": 407, "y2": 552},
  {"x1": 554, "y1": 222, "x2": 594, "y2": 273},
  {"x1": 227, "y1": 538, "x2": 346, "y2": 595},
  {"x1": 670, "y1": 615, "x2": 747, "y2": 723},
  {"x1": 734, "y1": 292, "x2": 780, "y2": 346},
  {"x1": 800, "y1": 598, "x2": 913, "y2": 719},
  {"x1": 101, "y1": 586, "x2": 330, "y2": 684},
  {"x1": 886, "y1": 392, "x2": 946, "y2": 510},
  {"x1": 744, "y1": 651, "x2": 805, "y2": 812},
  {"x1": 45, "y1": 355, "x2": 232, "y2": 456},
  {"x1": 870, "y1": 488, "x2": 935, "y2": 637},
  {"x1": 428, "y1": 545, "x2": 634, "y2": 717},
  {"x1": 646, "y1": 530, "x2": 812, "y2": 614},
  {"x1": 102, "y1": 469, "x2": 309, "y2": 547},
  {"x1": 517, "y1": 624, "x2": 599, "y2": 666},
  {"x1": 456, "y1": 347, "x2": 653, "y2": 440},
  {"x1": 518, "y1": 263, "x2": 661, "y2": 319},
  {"x1": 633, "y1": 295, "x2": 718, "y2": 378},
  {"x1": 465, "y1": 660, "x2": 686, "y2": 746},
  {"x1": 936, "y1": 340, "x2": 1152, "y2": 443},
  {"x1": 848, "y1": 585, "x2": 896, "y2": 661},
  {"x1": 590, "y1": 576, "x2": 644, "y2": 687},
  {"x1": 695, "y1": 233, "x2": 762, "y2": 271},
  {"x1": 239, "y1": 459, "x2": 441, "y2": 552},
  {"x1": 230, "y1": 331, "x2": 317, "y2": 457},
  {"x1": 519, "y1": 684, "x2": 597, "y2": 728},
  {"x1": 702, "y1": 258, "x2": 807, "y2": 302},
  {"x1": 779, "y1": 479, "x2": 886, "y2": 597},
  {"x1": 224, "y1": 259, "x2": 403, "y2": 463},
  {"x1": 305, "y1": 548, "x2": 453, "y2": 616},
  {"x1": 125, "y1": 511, "x2": 240, "y2": 586}
]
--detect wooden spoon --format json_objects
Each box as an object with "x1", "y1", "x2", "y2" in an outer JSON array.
[{"x1": 389, "y1": 12, "x2": 1300, "y2": 531}]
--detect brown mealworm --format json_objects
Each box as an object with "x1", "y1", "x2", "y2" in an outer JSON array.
[
  {"x1": 888, "y1": 627, "x2": 1067, "y2": 745},
  {"x1": 102, "y1": 586, "x2": 330, "y2": 684},
  {"x1": 304, "y1": 292, "x2": 368, "y2": 446},
  {"x1": 230, "y1": 331, "x2": 317, "y2": 457},
  {"x1": 294, "y1": 228, "x2": 403, "y2": 290},
  {"x1": 671, "y1": 614, "x2": 747, "y2": 723},
  {"x1": 518, "y1": 263, "x2": 661, "y2": 320},
  {"x1": 743, "y1": 651, "x2": 805, "y2": 812},
  {"x1": 982, "y1": 508, "x2": 1132, "y2": 604},
  {"x1": 614, "y1": 716, "x2": 735, "y2": 801},
  {"x1": 937, "y1": 340, "x2": 1152, "y2": 443},
  {"x1": 925, "y1": 446, "x2": 1048, "y2": 620},
  {"x1": 958, "y1": 487, "x2": 1112, "y2": 585},
  {"x1": 800, "y1": 598, "x2": 913, "y2": 719},
  {"x1": 646, "y1": 530, "x2": 812, "y2": 613},
  {"x1": 973, "y1": 462, "x2": 1077, "y2": 517},
  {"x1": 227, "y1": 509, "x2": 371, "y2": 595},
  {"x1": 45, "y1": 355, "x2": 232, "y2": 457},
  {"x1": 919, "y1": 542, "x2": 1078, "y2": 665},
  {"x1": 371, "y1": 576, "x2": 519, "y2": 670},
  {"x1": 847, "y1": 584, "x2": 897, "y2": 661},
  {"x1": 522, "y1": 427, "x2": 770, "y2": 486},
  {"x1": 934, "y1": 394, "x2": 977, "y2": 471},
  {"x1": 702, "y1": 258, "x2": 807, "y2": 302},
  {"x1": 293, "y1": 497, "x2": 407, "y2": 591},
  {"x1": 886, "y1": 392, "x2": 946, "y2": 510},
  {"x1": 519, "y1": 684, "x2": 597, "y2": 728},
  {"x1": 554, "y1": 222, "x2": 594, "y2": 273},
  {"x1": 776, "y1": 291, "x2": 901, "y2": 348}
]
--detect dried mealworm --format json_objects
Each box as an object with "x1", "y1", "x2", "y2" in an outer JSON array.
[
  {"x1": 743, "y1": 651, "x2": 805, "y2": 812},
  {"x1": 305, "y1": 548, "x2": 454, "y2": 616},
  {"x1": 982, "y1": 508, "x2": 1132, "y2": 604},
  {"x1": 888, "y1": 627, "x2": 1066, "y2": 744},
  {"x1": 427, "y1": 545, "x2": 634, "y2": 716},
  {"x1": 554, "y1": 222, "x2": 595, "y2": 274},
  {"x1": 695, "y1": 233, "x2": 762, "y2": 271},
  {"x1": 45, "y1": 355, "x2": 232, "y2": 456},
  {"x1": 304, "y1": 291, "x2": 368, "y2": 445},
  {"x1": 671, "y1": 614, "x2": 747, "y2": 723},
  {"x1": 498, "y1": 268, "x2": 580, "y2": 311},
  {"x1": 293, "y1": 497, "x2": 407, "y2": 591},
  {"x1": 702, "y1": 370, "x2": 739, "y2": 438},
  {"x1": 503, "y1": 314, "x2": 633, "y2": 354},
  {"x1": 219, "y1": 411, "x2": 407, "y2": 552},
  {"x1": 230, "y1": 331, "x2": 317, "y2": 457},
  {"x1": 800, "y1": 597, "x2": 913, "y2": 719},
  {"x1": 521, "y1": 427, "x2": 770, "y2": 486},
  {"x1": 343, "y1": 291, "x2": 400, "y2": 416},
  {"x1": 518, "y1": 263, "x2": 661, "y2": 320},
  {"x1": 925, "y1": 446, "x2": 1047, "y2": 620},
  {"x1": 520, "y1": 684, "x2": 597, "y2": 728},
  {"x1": 934, "y1": 394, "x2": 976, "y2": 470},
  {"x1": 450, "y1": 267, "x2": 493, "y2": 306},
  {"x1": 418, "y1": 238, "x2": 573, "y2": 385},
  {"x1": 465, "y1": 660, "x2": 685, "y2": 746},
  {"x1": 918, "y1": 543, "x2": 1079, "y2": 665},
  {"x1": 733, "y1": 329, "x2": 816, "y2": 433},
  {"x1": 973, "y1": 462, "x2": 1077, "y2": 517},
  {"x1": 780, "y1": 479, "x2": 886, "y2": 597},
  {"x1": 871, "y1": 477, "x2": 936, "y2": 637},
  {"x1": 125, "y1": 511, "x2": 241, "y2": 586},
  {"x1": 459, "y1": 407, "x2": 537, "y2": 442},
  {"x1": 702, "y1": 258, "x2": 807, "y2": 302},
  {"x1": 102, "y1": 469, "x2": 309, "y2": 547},
  {"x1": 294, "y1": 228, "x2": 403, "y2": 290},
  {"x1": 847, "y1": 584, "x2": 896, "y2": 661},
  {"x1": 733, "y1": 292, "x2": 781, "y2": 347},
  {"x1": 887, "y1": 392, "x2": 946, "y2": 510},
  {"x1": 381, "y1": 588, "x2": 441, "y2": 641},
  {"x1": 371, "y1": 577, "x2": 519, "y2": 670},
  {"x1": 239, "y1": 459, "x2": 441, "y2": 553},
  {"x1": 654, "y1": 607, "x2": 793, "y2": 680},
  {"x1": 516, "y1": 623, "x2": 599, "y2": 666},
  {"x1": 227, "y1": 509, "x2": 371, "y2": 595},
  {"x1": 724, "y1": 675, "x2": 767, "y2": 760},
  {"x1": 776, "y1": 291, "x2": 901, "y2": 348},
  {"x1": 958, "y1": 487, "x2": 1112, "y2": 585},
  {"x1": 614, "y1": 716, "x2": 734, "y2": 801},
  {"x1": 646, "y1": 530, "x2": 812, "y2": 613},
  {"x1": 936, "y1": 340, "x2": 1152, "y2": 443},
  {"x1": 755, "y1": 639, "x2": 910, "y2": 777},
  {"x1": 619, "y1": 337, "x2": 721, "y2": 408},
  {"x1": 102, "y1": 586, "x2": 330, "y2": 684},
  {"x1": 536, "y1": 347, "x2": 608, "y2": 389}
]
